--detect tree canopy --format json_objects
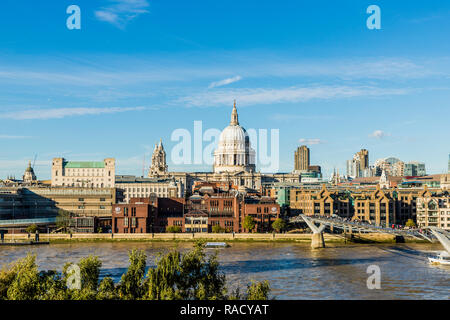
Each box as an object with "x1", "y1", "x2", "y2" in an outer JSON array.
[
  {"x1": 272, "y1": 218, "x2": 286, "y2": 233},
  {"x1": 0, "y1": 242, "x2": 270, "y2": 300},
  {"x1": 243, "y1": 216, "x2": 256, "y2": 232}
]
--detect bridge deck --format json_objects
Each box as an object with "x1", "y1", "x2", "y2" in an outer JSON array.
[{"x1": 289, "y1": 215, "x2": 433, "y2": 241}]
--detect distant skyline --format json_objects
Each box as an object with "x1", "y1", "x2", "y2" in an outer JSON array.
[{"x1": 0, "y1": 0, "x2": 449, "y2": 179}]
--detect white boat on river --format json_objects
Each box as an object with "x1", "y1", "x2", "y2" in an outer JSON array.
[{"x1": 427, "y1": 227, "x2": 450, "y2": 266}]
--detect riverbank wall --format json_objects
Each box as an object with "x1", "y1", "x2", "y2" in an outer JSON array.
[{"x1": 2, "y1": 232, "x2": 424, "y2": 243}]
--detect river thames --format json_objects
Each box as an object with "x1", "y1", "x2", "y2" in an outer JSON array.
[{"x1": 1, "y1": 242, "x2": 448, "y2": 299}]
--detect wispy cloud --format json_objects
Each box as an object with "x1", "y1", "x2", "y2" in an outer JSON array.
[
  {"x1": 0, "y1": 107, "x2": 146, "y2": 120},
  {"x1": 0, "y1": 56, "x2": 446, "y2": 89},
  {"x1": 369, "y1": 130, "x2": 391, "y2": 139},
  {"x1": 179, "y1": 86, "x2": 409, "y2": 108},
  {"x1": 270, "y1": 113, "x2": 335, "y2": 122},
  {"x1": 298, "y1": 138, "x2": 325, "y2": 145},
  {"x1": 95, "y1": 0, "x2": 150, "y2": 28},
  {"x1": 0, "y1": 135, "x2": 33, "y2": 139},
  {"x1": 208, "y1": 76, "x2": 242, "y2": 89}
]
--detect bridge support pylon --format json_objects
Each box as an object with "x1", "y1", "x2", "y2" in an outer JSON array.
[
  {"x1": 300, "y1": 215, "x2": 326, "y2": 249},
  {"x1": 311, "y1": 232, "x2": 325, "y2": 249}
]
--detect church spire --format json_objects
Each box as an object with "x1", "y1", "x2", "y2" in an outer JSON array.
[{"x1": 230, "y1": 100, "x2": 239, "y2": 125}]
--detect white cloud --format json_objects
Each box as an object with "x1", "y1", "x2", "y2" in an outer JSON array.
[
  {"x1": 208, "y1": 76, "x2": 242, "y2": 89},
  {"x1": 271, "y1": 114, "x2": 334, "y2": 122},
  {"x1": 95, "y1": 0, "x2": 150, "y2": 28},
  {"x1": 0, "y1": 135, "x2": 32, "y2": 139},
  {"x1": 179, "y1": 86, "x2": 409, "y2": 107},
  {"x1": 0, "y1": 107, "x2": 145, "y2": 120},
  {"x1": 298, "y1": 138, "x2": 325, "y2": 145},
  {"x1": 369, "y1": 130, "x2": 390, "y2": 139}
]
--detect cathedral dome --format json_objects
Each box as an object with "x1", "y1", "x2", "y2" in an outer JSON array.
[
  {"x1": 218, "y1": 124, "x2": 247, "y2": 151},
  {"x1": 213, "y1": 101, "x2": 255, "y2": 174}
]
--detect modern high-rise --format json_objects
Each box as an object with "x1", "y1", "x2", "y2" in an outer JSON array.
[
  {"x1": 347, "y1": 149, "x2": 370, "y2": 178},
  {"x1": 374, "y1": 157, "x2": 401, "y2": 176},
  {"x1": 294, "y1": 145, "x2": 310, "y2": 173},
  {"x1": 392, "y1": 161, "x2": 405, "y2": 177},
  {"x1": 404, "y1": 161, "x2": 426, "y2": 177},
  {"x1": 357, "y1": 149, "x2": 369, "y2": 171}
]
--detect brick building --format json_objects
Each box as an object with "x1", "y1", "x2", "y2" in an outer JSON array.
[
  {"x1": 112, "y1": 191, "x2": 280, "y2": 234},
  {"x1": 112, "y1": 197, "x2": 184, "y2": 233}
]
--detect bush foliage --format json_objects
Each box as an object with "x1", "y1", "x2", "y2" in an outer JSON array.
[{"x1": 0, "y1": 242, "x2": 270, "y2": 300}]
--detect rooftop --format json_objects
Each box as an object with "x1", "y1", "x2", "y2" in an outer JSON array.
[
  {"x1": 63, "y1": 161, "x2": 105, "y2": 169},
  {"x1": 115, "y1": 175, "x2": 173, "y2": 184}
]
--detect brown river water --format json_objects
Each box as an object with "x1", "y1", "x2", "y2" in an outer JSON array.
[{"x1": 0, "y1": 242, "x2": 449, "y2": 299}]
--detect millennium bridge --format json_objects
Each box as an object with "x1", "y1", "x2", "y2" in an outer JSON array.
[{"x1": 289, "y1": 214, "x2": 446, "y2": 248}]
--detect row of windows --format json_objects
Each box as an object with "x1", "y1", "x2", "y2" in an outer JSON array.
[
  {"x1": 54, "y1": 170, "x2": 112, "y2": 177},
  {"x1": 124, "y1": 187, "x2": 170, "y2": 192},
  {"x1": 77, "y1": 205, "x2": 106, "y2": 209},
  {"x1": 123, "y1": 217, "x2": 138, "y2": 227}
]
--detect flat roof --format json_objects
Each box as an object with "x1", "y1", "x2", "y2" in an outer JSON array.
[
  {"x1": 63, "y1": 161, "x2": 105, "y2": 168},
  {"x1": 115, "y1": 175, "x2": 172, "y2": 183}
]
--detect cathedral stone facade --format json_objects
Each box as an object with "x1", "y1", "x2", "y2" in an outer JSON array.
[
  {"x1": 149, "y1": 139, "x2": 168, "y2": 177},
  {"x1": 148, "y1": 101, "x2": 300, "y2": 196}
]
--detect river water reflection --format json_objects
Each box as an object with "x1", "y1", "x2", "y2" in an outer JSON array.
[{"x1": 0, "y1": 242, "x2": 448, "y2": 299}]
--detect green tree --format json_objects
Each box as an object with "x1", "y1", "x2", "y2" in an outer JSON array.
[
  {"x1": 37, "y1": 270, "x2": 67, "y2": 300},
  {"x1": 243, "y1": 216, "x2": 256, "y2": 233},
  {"x1": 0, "y1": 261, "x2": 18, "y2": 299},
  {"x1": 246, "y1": 280, "x2": 270, "y2": 300},
  {"x1": 166, "y1": 225, "x2": 182, "y2": 233},
  {"x1": 405, "y1": 219, "x2": 416, "y2": 228},
  {"x1": 0, "y1": 243, "x2": 271, "y2": 301},
  {"x1": 212, "y1": 225, "x2": 226, "y2": 233},
  {"x1": 6, "y1": 254, "x2": 40, "y2": 300},
  {"x1": 271, "y1": 218, "x2": 286, "y2": 233},
  {"x1": 97, "y1": 277, "x2": 118, "y2": 300},
  {"x1": 146, "y1": 242, "x2": 227, "y2": 300},
  {"x1": 146, "y1": 250, "x2": 181, "y2": 300},
  {"x1": 64, "y1": 255, "x2": 102, "y2": 300},
  {"x1": 56, "y1": 209, "x2": 71, "y2": 233},
  {"x1": 26, "y1": 224, "x2": 38, "y2": 234},
  {"x1": 118, "y1": 249, "x2": 147, "y2": 300}
]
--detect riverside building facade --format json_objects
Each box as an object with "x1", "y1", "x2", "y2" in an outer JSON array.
[
  {"x1": 417, "y1": 193, "x2": 450, "y2": 231},
  {"x1": 0, "y1": 186, "x2": 118, "y2": 232},
  {"x1": 112, "y1": 187, "x2": 280, "y2": 234},
  {"x1": 115, "y1": 175, "x2": 182, "y2": 202},
  {"x1": 51, "y1": 158, "x2": 115, "y2": 188},
  {"x1": 289, "y1": 184, "x2": 434, "y2": 227}
]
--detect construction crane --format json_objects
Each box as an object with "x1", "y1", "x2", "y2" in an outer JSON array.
[{"x1": 32, "y1": 154, "x2": 37, "y2": 169}]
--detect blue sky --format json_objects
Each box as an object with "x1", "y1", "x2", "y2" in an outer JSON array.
[{"x1": 0, "y1": 0, "x2": 449, "y2": 179}]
